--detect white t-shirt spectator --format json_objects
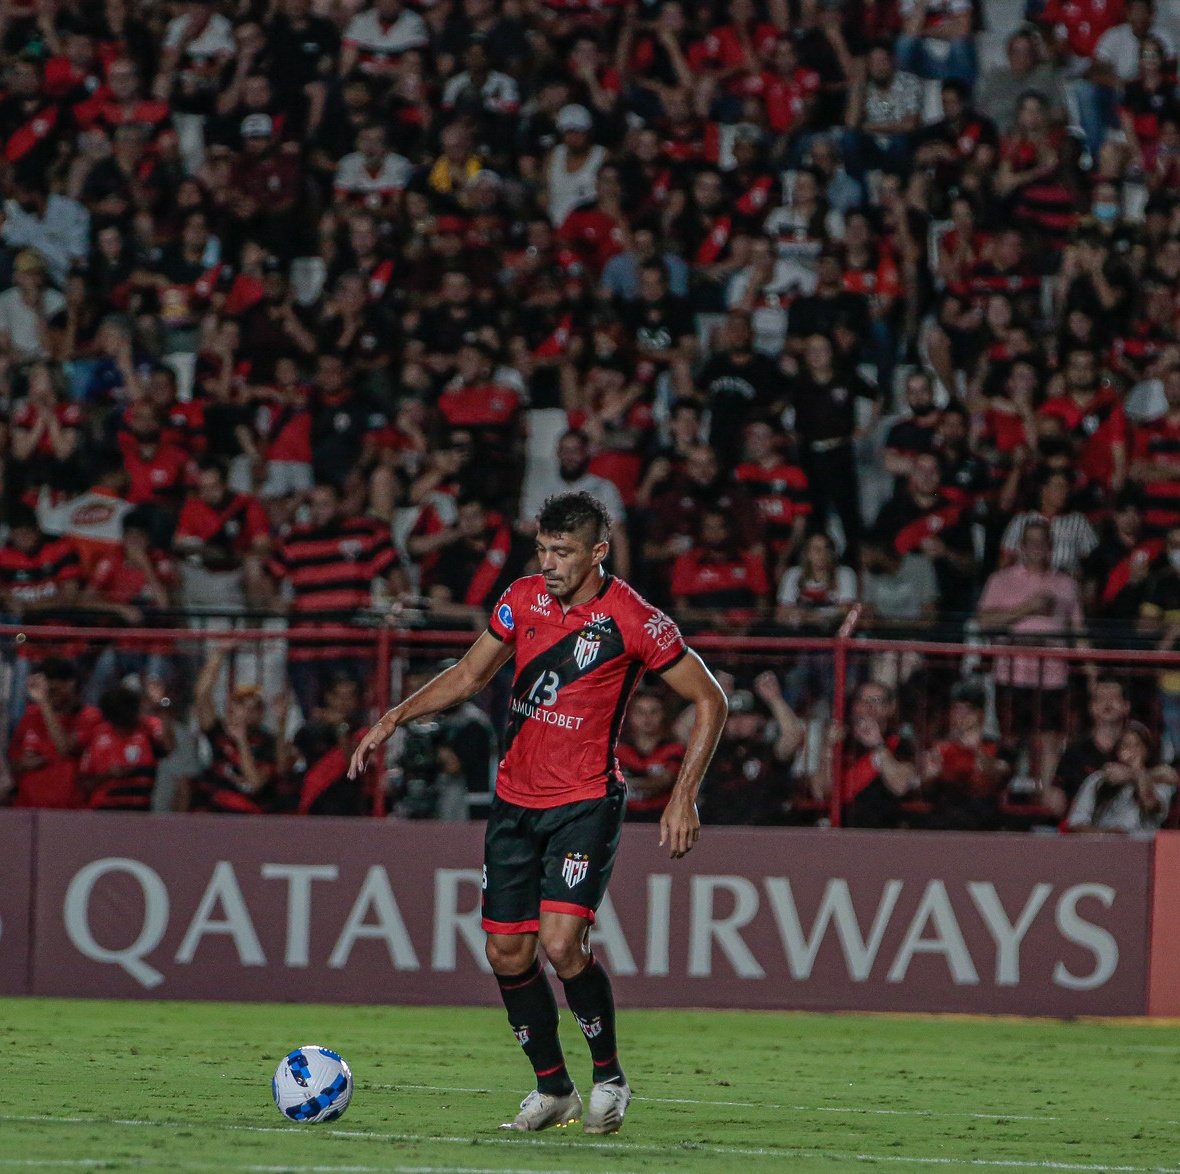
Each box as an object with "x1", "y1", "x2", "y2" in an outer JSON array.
[
  {"x1": 334, "y1": 151, "x2": 413, "y2": 204},
  {"x1": 777, "y1": 565, "x2": 859, "y2": 613},
  {"x1": 2, "y1": 196, "x2": 91, "y2": 288},
  {"x1": 1094, "y1": 23, "x2": 1177, "y2": 81},
  {"x1": 1067, "y1": 769, "x2": 1174, "y2": 833},
  {"x1": 0, "y1": 286, "x2": 65, "y2": 360},
  {"x1": 547, "y1": 144, "x2": 606, "y2": 227},
  {"x1": 343, "y1": 8, "x2": 429, "y2": 60}
]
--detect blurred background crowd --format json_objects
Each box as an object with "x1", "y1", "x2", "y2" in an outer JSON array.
[{"x1": 1, "y1": 0, "x2": 1180, "y2": 831}]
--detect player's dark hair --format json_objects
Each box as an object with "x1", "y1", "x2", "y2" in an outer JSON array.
[{"x1": 537, "y1": 491, "x2": 611, "y2": 545}]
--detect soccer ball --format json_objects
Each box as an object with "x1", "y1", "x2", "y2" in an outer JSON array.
[{"x1": 272, "y1": 1046, "x2": 354, "y2": 1123}]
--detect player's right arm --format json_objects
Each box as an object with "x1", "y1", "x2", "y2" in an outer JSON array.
[{"x1": 348, "y1": 631, "x2": 514, "y2": 778}]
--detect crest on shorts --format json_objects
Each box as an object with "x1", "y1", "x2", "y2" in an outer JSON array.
[
  {"x1": 574, "y1": 629, "x2": 601, "y2": 670},
  {"x1": 561, "y1": 852, "x2": 590, "y2": 888}
]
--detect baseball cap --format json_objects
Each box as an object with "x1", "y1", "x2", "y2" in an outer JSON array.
[
  {"x1": 241, "y1": 112, "x2": 273, "y2": 139},
  {"x1": 556, "y1": 104, "x2": 593, "y2": 133}
]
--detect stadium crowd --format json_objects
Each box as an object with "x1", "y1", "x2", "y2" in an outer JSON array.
[{"x1": 1, "y1": 0, "x2": 1180, "y2": 830}]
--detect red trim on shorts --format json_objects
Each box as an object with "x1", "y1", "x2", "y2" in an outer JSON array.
[
  {"x1": 483, "y1": 917, "x2": 541, "y2": 934},
  {"x1": 540, "y1": 900, "x2": 595, "y2": 923}
]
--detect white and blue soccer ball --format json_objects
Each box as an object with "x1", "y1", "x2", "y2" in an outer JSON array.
[{"x1": 272, "y1": 1046, "x2": 354, "y2": 1123}]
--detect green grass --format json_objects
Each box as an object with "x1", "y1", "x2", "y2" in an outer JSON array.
[{"x1": 4, "y1": 999, "x2": 1180, "y2": 1173}]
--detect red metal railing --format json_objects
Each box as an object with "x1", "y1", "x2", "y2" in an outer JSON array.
[{"x1": 1, "y1": 618, "x2": 1174, "y2": 828}]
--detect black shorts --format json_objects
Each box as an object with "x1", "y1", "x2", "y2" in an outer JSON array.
[{"x1": 481, "y1": 788, "x2": 626, "y2": 935}]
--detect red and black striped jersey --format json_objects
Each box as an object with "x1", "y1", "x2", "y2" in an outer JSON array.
[
  {"x1": 0, "y1": 537, "x2": 81, "y2": 604},
  {"x1": 734, "y1": 460, "x2": 811, "y2": 536},
  {"x1": 1132, "y1": 415, "x2": 1180, "y2": 534},
  {"x1": 269, "y1": 517, "x2": 398, "y2": 617},
  {"x1": 81, "y1": 717, "x2": 167, "y2": 811},
  {"x1": 487, "y1": 573, "x2": 686, "y2": 809},
  {"x1": 194, "y1": 720, "x2": 277, "y2": 814}
]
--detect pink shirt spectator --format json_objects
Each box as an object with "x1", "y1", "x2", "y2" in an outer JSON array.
[{"x1": 977, "y1": 564, "x2": 1084, "y2": 688}]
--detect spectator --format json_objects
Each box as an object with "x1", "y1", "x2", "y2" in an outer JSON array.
[
  {"x1": 1051, "y1": 675, "x2": 1133, "y2": 817},
  {"x1": 670, "y1": 507, "x2": 770, "y2": 617},
  {"x1": 1130, "y1": 366, "x2": 1180, "y2": 538},
  {"x1": 776, "y1": 533, "x2": 858, "y2": 629},
  {"x1": 78, "y1": 681, "x2": 173, "y2": 812},
  {"x1": 191, "y1": 645, "x2": 278, "y2": 814},
  {"x1": 789, "y1": 332, "x2": 876, "y2": 562},
  {"x1": 920, "y1": 678, "x2": 1013, "y2": 830},
  {"x1": 699, "y1": 675, "x2": 804, "y2": 826},
  {"x1": 896, "y1": 0, "x2": 977, "y2": 87},
  {"x1": 977, "y1": 519, "x2": 1087, "y2": 792},
  {"x1": 1000, "y1": 467, "x2": 1099, "y2": 575},
  {"x1": 340, "y1": 0, "x2": 430, "y2": 77},
  {"x1": 7, "y1": 659, "x2": 101, "y2": 810},
  {"x1": 426, "y1": 495, "x2": 532, "y2": 623},
  {"x1": 842, "y1": 43, "x2": 922, "y2": 177},
  {"x1": 698, "y1": 312, "x2": 791, "y2": 469},
  {"x1": 977, "y1": 30, "x2": 1069, "y2": 133},
  {"x1": 547, "y1": 103, "x2": 606, "y2": 227},
  {"x1": 267, "y1": 481, "x2": 404, "y2": 717},
  {"x1": 616, "y1": 689, "x2": 684, "y2": 822},
  {"x1": 333, "y1": 123, "x2": 413, "y2": 217},
  {"x1": 1, "y1": 172, "x2": 90, "y2": 289},
  {"x1": 1066, "y1": 721, "x2": 1176, "y2": 833},
  {"x1": 873, "y1": 451, "x2": 975, "y2": 609},
  {"x1": 0, "y1": 251, "x2": 66, "y2": 365},
  {"x1": 815, "y1": 679, "x2": 918, "y2": 828},
  {"x1": 733, "y1": 418, "x2": 811, "y2": 572},
  {"x1": 882, "y1": 369, "x2": 942, "y2": 484},
  {"x1": 173, "y1": 459, "x2": 271, "y2": 609}
]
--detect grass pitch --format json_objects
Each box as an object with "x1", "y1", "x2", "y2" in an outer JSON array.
[{"x1": 4, "y1": 999, "x2": 1180, "y2": 1173}]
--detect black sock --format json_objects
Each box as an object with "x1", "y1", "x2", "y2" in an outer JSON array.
[
  {"x1": 561, "y1": 954, "x2": 624, "y2": 1084},
  {"x1": 495, "y1": 958, "x2": 574, "y2": 1096}
]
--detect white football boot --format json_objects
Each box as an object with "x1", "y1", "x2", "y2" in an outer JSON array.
[
  {"x1": 500, "y1": 1087, "x2": 583, "y2": 1131},
  {"x1": 582, "y1": 1078, "x2": 632, "y2": 1134}
]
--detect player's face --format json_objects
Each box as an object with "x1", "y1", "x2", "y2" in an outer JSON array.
[{"x1": 536, "y1": 528, "x2": 607, "y2": 602}]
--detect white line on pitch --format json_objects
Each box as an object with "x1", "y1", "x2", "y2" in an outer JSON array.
[
  {"x1": 0, "y1": 1162, "x2": 635, "y2": 1174},
  {"x1": 371, "y1": 1081, "x2": 1059, "y2": 1122},
  {"x1": 3, "y1": 1114, "x2": 1175, "y2": 1172}
]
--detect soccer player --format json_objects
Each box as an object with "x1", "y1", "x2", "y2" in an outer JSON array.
[{"x1": 350, "y1": 491, "x2": 727, "y2": 1135}]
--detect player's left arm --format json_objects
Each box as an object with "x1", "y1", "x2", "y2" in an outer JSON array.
[{"x1": 656, "y1": 649, "x2": 728, "y2": 860}]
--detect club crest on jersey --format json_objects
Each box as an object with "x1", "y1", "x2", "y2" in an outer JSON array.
[
  {"x1": 574, "y1": 629, "x2": 602, "y2": 669},
  {"x1": 561, "y1": 852, "x2": 590, "y2": 888}
]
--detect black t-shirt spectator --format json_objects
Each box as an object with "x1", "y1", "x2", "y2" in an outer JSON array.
[
  {"x1": 789, "y1": 368, "x2": 875, "y2": 444},
  {"x1": 699, "y1": 351, "x2": 791, "y2": 463},
  {"x1": 312, "y1": 388, "x2": 383, "y2": 488}
]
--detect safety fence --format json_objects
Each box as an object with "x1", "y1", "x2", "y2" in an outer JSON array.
[
  {"x1": 2, "y1": 812, "x2": 1179, "y2": 1017},
  {"x1": 0, "y1": 616, "x2": 1177, "y2": 826}
]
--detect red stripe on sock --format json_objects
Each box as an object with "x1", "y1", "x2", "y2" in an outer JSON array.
[
  {"x1": 540, "y1": 900, "x2": 595, "y2": 922},
  {"x1": 497, "y1": 967, "x2": 543, "y2": 991},
  {"x1": 534, "y1": 1064, "x2": 567, "y2": 1078},
  {"x1": 593, "y1": 1053, "x2": 619, "y2": 1067}
]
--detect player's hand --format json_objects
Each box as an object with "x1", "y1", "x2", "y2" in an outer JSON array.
[
  {"x1": 659, "y1": 794, "x2": 700, "y2": 860},
  {"x1": 348, "y1": 718, "x2": 394, "y2": 779}
]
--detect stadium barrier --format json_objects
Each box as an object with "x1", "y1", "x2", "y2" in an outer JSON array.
[{"x1": 2, "y1": 812, "x2": 1180, "y2": 1017}]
